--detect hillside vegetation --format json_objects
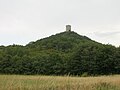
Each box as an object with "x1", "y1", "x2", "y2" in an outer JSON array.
[{"x1": 0, "y1": 31, "x2": 120, "y2": 75}]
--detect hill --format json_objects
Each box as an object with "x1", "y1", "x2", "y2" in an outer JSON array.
[
  {"x1": 26, "y1": 31, "x2": 97, "y2": 55},
  {"x1": 27, "y1": 31, "x2": 92, "y2": 50},
  {"x1": 0, "y1": 31, "x2": 120, "y2": 75}
]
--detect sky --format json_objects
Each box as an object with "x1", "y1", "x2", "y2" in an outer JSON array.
[{"x1": 0, "y1": 0, "x2": 120, "y2": 47}]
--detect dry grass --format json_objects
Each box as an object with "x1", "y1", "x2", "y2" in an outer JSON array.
[{"x1": 0, "y1": 75, "x2": 120, "y2": 90}]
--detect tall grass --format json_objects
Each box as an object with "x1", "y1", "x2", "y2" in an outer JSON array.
[{"x1": 0, "y1": 75, "x2": 120, "y2": 90}]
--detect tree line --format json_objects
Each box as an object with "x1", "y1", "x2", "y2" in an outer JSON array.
[{"x1": 0, "y1": 32, "x2": 120, "y2": 76}]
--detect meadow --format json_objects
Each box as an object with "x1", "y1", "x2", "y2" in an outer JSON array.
[{"x1": 0, "y1": 75, "x2": 120, "y2": 90}]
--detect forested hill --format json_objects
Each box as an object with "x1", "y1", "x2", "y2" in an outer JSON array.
[
  {"x1": 27, "y1": 31, "x2": 92, "y2": 50},
  {"x1": 0, "y1": 31, "x2": 120, "y2": 75}
]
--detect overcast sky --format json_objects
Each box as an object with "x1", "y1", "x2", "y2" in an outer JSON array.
[{"x1": 0, "y1": 0, "x2": 120, "y2": 47}]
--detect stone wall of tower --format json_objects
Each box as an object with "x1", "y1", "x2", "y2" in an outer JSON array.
[{"x1": 66, "y1": 25, "x2": 71, "y2": 32}]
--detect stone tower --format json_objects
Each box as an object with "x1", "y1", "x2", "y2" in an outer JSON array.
[{"x1": 66, "y1": 25, "x2": 71, "y2": 32}]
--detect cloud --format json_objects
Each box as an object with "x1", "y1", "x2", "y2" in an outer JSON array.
[{"x1": 93, "y1": 31, "x2": 120, "y2": 38}]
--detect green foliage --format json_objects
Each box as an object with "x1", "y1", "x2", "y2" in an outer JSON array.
[
  {"x1": 81, "y1": 72, "x2": 89, "y2": 77},
  {"x1": 0, "y1": 31, "x2": 119, "y2": 75}
]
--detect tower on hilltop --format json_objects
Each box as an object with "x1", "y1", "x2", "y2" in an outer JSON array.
[{"x1": 66, "y1": 25, "x2": 71, "y2": 32}]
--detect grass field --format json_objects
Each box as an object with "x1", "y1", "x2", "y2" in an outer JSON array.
[{"x1": 0, "y1": 75, "x2": 120, "y2": 90}]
